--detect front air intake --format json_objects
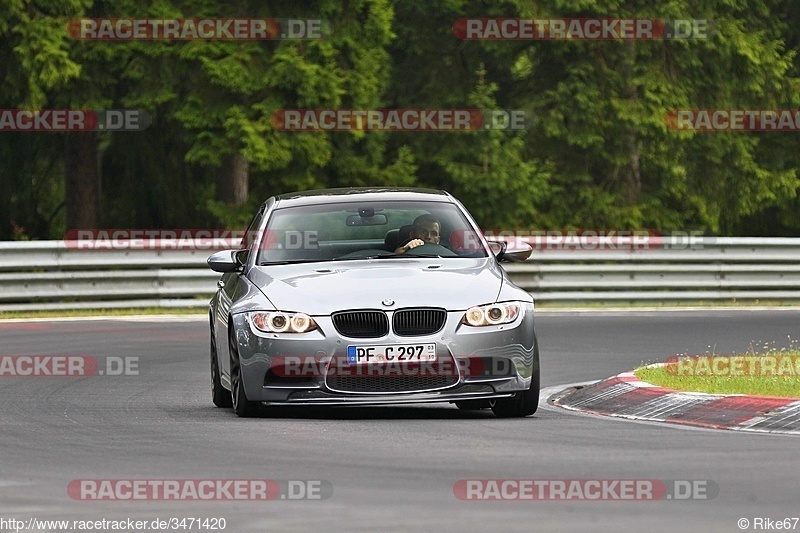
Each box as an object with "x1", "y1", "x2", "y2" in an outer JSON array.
[
  {"x1": 393, "y1": 308, "x2": 447, "y2": 336},
  {"x1": 331, "y1": 310, "x2": 389, "y2": 338}
]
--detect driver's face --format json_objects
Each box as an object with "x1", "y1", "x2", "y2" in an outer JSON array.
[{"x1": 413, "y1": 221, "x2": 440, "y2": 244}]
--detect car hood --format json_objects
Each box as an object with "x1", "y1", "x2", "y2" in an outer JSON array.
[{"x1": 247, "y1": 259, "x2": 503, "y2": 315}]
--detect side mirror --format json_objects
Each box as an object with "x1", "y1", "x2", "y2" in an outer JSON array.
[
  {"x1": 502, "y1": 241, "x2": 533, "y2": 262},
  {"x1": 487, "y1": 240, "x2": 507, "y2": 259},
  {"x1": 207, "y1": 250, "x2": 243, "y2": 273},
  {"x1": 487, "y1": 240, "x2": 533, "y2": 262}
]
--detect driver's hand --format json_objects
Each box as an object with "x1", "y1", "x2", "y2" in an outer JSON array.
[{"x1": 403, "y1": 239, "x2": 424, "y2": 251}]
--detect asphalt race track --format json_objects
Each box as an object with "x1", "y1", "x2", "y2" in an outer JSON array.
[{"x1": 1, "y1": 310, "x2": 798, "y2": 532}]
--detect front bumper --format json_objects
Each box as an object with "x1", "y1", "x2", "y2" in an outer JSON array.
[
  {"x1": 230, "y1": 303, "x2": 536, "y2": 405},
  {"x1": 273, "y1": 386, "x2": 515, "y2": 406}
]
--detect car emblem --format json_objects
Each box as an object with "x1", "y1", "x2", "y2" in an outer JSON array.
[{"x1": 382, "y1": 298, "x2": 395, "y2": 307}]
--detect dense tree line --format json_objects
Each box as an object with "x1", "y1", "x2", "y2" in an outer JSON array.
[{"x1": 2, "y1": 0, "x2": 799, "y2": 239}]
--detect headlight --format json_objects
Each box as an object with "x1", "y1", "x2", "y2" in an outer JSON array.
[
  {"x1": 462, "y1": 303, "x2": 520, "y2": 327},
  {"x1": 250, "y1": 311, "x2": 318, "y2": 333}
]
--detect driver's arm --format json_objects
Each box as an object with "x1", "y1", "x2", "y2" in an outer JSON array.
[{"x1": 394, "y1": 239, "x2": 424, "y2": 254}]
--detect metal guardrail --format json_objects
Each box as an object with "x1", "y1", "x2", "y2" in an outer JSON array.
[{"x1": 0, "y1": 238, "x2": 799, "y2": 311}]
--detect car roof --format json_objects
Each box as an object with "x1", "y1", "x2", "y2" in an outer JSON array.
[{"x1": 271, "y1": 187, "x2": 452, "y2": 208}]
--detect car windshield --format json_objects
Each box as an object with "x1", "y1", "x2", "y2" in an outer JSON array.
[{"x1": 256, "y1": 200, "x2": 488, "y2": 264}]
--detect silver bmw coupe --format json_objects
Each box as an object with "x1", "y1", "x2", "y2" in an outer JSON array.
[{"x1": 207, "y1": 188, "x2": 539, "y2": 417}]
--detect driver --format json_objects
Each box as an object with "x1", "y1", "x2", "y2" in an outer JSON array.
[{"x1": 395, "y1": 214, "x2": 440, "y2": 254}]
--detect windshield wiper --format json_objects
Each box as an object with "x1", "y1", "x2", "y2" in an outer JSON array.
[
  {"x1": 259, "y1": 259, "x2": 326, "y2": 266},
  {"x1": 332, "y1": 254, "x2": 394, "y2": 261},
  {"x1": 333, "y1": 253, "x2": 442, "y2": 261}
]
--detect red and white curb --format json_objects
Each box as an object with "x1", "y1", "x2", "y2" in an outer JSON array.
[{"x1": 552, "y1": 370, "x2": 800, "y2": 435}]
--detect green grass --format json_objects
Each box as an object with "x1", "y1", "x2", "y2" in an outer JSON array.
[
  {"x1": 0, "y1": 307, "x2": 206, "y2": 319},
  {"x1": 537, "y1": 298, "x2": 800, "y2": 309},
  {"x1": 635, "y1": 350, "x2": 800, "y2": 398}
]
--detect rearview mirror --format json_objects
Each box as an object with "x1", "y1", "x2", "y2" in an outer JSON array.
[{"x1": 346, "y1": 214, "x2": 388, "y2": 226}]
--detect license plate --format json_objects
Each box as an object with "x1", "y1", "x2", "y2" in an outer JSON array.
[{"x1": 347, "y1": 344, "x2": 437, "y2": 364}]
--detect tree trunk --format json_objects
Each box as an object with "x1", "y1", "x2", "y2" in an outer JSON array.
[
  {"x1": 626, "y1": 129, "x2": 641, "y2": 202},
  {"x1": 64, "y1": 132, "x2": 99, "y2": 229},
  {"x1": 623, "y1": 41, "x2": 641, "y2": 203},
  {"x1": 217, "y1": 153, "x2": 248, "y2": 205}
]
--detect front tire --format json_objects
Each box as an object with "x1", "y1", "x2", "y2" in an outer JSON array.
[
  {"x1": 229, "y1": 327, "x2": 259, "y2": 417},
  {"x1": 491, "y1": 338, "x2": 541, "y2": 418},
  {"x1": 210, "y1": 326, "x2": 232, "y2": 408}
]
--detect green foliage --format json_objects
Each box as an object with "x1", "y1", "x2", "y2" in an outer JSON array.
[
  {"x1": 206, "y1": 197, "x2": 261, "y2": 229},
  {"x1": 1, "y1": 0, "x2": 800, "y2": 238},
  {"x1": 435, "y1": 65, "x2": 552, "y2": 228}
]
